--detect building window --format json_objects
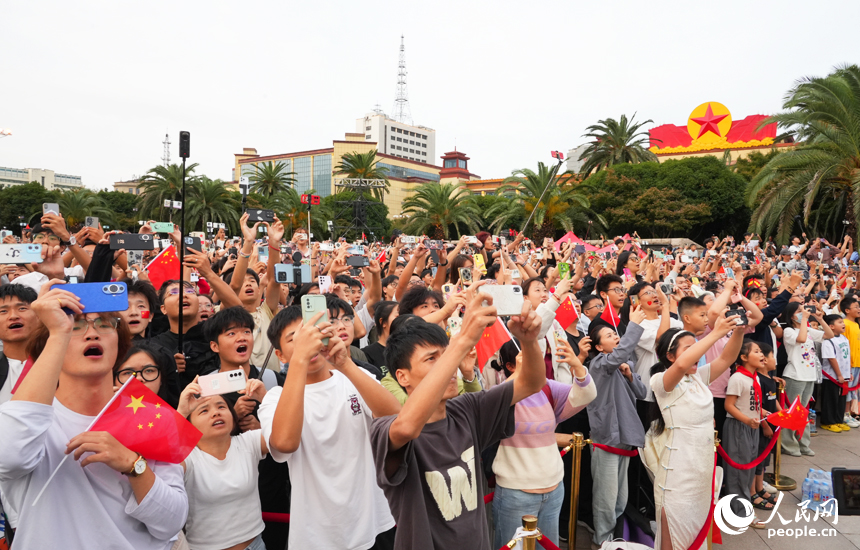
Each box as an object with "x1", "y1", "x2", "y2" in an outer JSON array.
[
  {"x1": 294, "y1": 157, "x2": 312, "y2": 194},
  {"x1": 366, "y1": 135, "x2": 372, "y2": 139},
  {"x1": 313, "y1": 154, "x2": 332, "y2": 198},
  {"x1": 366, "y1": 126, "x2": 371, "y2": 130}
]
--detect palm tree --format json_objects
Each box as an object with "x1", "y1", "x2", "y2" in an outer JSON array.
[
  {"x1": 495, "y1": 162, "x2": 599, "y2": 242},
  {"x1": 746, "y1": 65, "x2": 860, "y2": 243},
  {"x1": 333, "y1": 150, "x2": 390, "y2": 201},
  {"x1": 57, "y1": 188, "x2": 106, "y2": 227},
  {"x1": 186, "y1": 177, "x2": 241, "y2": 234},
  {"x1": 400, "y1": 182, "x2": 481, "y2": 239},
  {"x1": 248, "y1": 161, "x2": 297, "y2": 199},
  {"x1": 579, "y1": 113, "x2": 658, "y2": 175},
  {"x1": 137, "y1": 163, "x2": 200, "y2": 222}
]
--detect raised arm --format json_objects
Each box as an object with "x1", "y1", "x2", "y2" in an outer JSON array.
[
  {"x1": 662, "y1": 309, "x2": 735, "y2": 392},
  {"x1": 326, "y1": 335, "x2": 400, "y2": 417},
  {"x1": 232, "y1": 213, "x2": 259, "y2": 295},
  {"x1": 264, "y1": 217, "x2": 284, "y2": 313},
  {"x1": 185, "y1": 249, "x2": 242, "y2": 309},
  {"x1": 506, "y1": 301, "x2": 546, "y2": 404},
  {"x1": 395, "y1": 244, "x2": 427, "y2": 302}
]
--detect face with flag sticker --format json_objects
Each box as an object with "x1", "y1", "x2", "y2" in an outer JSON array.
[{"x1": 118, "y1": 292, "x2": 152, "y2": 337}]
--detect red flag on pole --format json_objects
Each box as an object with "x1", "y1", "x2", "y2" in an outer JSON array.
[
  {"x1": 766, "y1": 395, "x2": 809, "y2": 439},
  {"x1": 476, "y1": 321, "x2": 512, "y2": 372},
  {"x1": 145, "y1": 245, "x2": 180, "y2": 293},
  {"x1": 600, "y1": 300, "x2": 621, "y2": 330},
  {"x1": 554, "y1": 295, "x2": 579, "y2": 330},
  {"x1": 91, "y1": 377, "x2": 202, "y2": 463}
]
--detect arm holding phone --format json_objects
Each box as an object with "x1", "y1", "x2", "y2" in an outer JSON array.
[
  {"x1": 264, "y1": 217, "x2": 284, "y2": 313},
  {"x1": 395, "y1": 244, "x2": 426, "y2": 302},
  {"x1": 231, "y1": 213, "x2": 258, "y2": 295}
]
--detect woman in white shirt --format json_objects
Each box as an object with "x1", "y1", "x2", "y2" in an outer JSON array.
[
  {"x1": 178, "y1": 378, "x2": 269, "y2": 550},
  {"x1": 779, "y1": 302, "x2": 834, "y2": 457},
  {"x1": 529, "y1": 275, "x2": 575, "y2": 383},
  {"x1": 0, "y1": 283, "x2": 188, "y2": 549}
]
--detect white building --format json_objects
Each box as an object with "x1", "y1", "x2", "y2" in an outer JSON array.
[
  {"x1": 566, "y1": 144, "x2": 589, "y2": 174},
  {"x1": 355, "y1": 111, "x2": 435, "y2": 164},
  {"x1": 0, "y1": 166, "x2": 84, "y2": 191}
]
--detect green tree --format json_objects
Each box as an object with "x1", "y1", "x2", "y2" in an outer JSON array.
[
  {"x1": 732, "y1": 150, "x2": 781, "y2": 182},
  {"x1": 606, "y1": 186, "x2": 711, "y2": 238},
  {"x1": 746, "y1": 65, "x2": 860, "y2": 243},
  {"x1": 579, "y1": 113, "x2": 658, "y2": 175},
  {"x1": 474, "y1": 195, "x2": 525, "y2": 235},
  {"x1": 186, "y1": 177, "x2": 241, "y2": 235},
  {"x1": 319, "y1": 191, "x2": 391, "y2": 242},
  {"x1": 401, "y1": 182, "x2": 481, "y2": 239},
  {"x1": 333, "y1": 150, "x2": 391, "y2": 201},
  {"x1": 248, "y1": 161, "x2": 297, "y2": 199},
  {"x1": 137, "y1": 164, "x2": 200, "y2": 222},
  {"x1": 0, "y1": 183, "x2": 60, "y2": 231},
  {"x1": 497, "y1": 162, "x2": 596, "y2": 242},
  {"x1": 57, "y1": 188, "x2": 105, "y2": 227}
]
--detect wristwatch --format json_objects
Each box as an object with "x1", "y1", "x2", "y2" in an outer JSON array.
[
  {"x1": 125, "y1": 455, "x2": 147, "y2": 477},
  {"x1": 68, "y1": 235, "x2": 77, "y2": 247}
]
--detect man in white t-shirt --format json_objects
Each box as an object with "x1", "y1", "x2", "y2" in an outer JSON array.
[
  {"x1": 259, "y1": 306, "x2": 401, "y2": 550},
  {"x1": 0, "y1": 284, "x2": 41, "y2": 534},
  {"x1": 631, "y1": 284, "x2": 683, "y2": 403}
]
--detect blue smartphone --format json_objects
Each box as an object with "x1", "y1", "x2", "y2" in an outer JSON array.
[
  {"x1": 274, "y1": 263, "x2": 311, "y2": 284},
  {"x1": 0, "y1": 244, "x2": 43, "y2": 264},
  {"x1": 51, "y1": 282, "x2": 129, "y2": 313}
]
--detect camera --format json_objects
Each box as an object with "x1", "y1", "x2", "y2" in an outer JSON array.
[
  {"x1": 804, "y1": 305, "x2": 817, "y2": 314},
  {"x1": 659, "y1": 283, "x2": 674, "y2": 294}
]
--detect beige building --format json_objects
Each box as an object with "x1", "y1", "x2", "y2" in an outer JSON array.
[
  {"x1": 114, "y1": 180, "x2": 142, "y2": 195},
  {"x1": 356, "y1": 111, "x2": 435, "y2": 165},
  {"x1": 232, "y1": 133, "x2": 443, "y2": 217},
  {"x1": 0, "y1": 166, "x2": 84, "y2": 191}
]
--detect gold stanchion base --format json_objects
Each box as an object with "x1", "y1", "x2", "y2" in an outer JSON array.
[{"x1": 763, "y1": 473, "x2": 797, "y2": 491}]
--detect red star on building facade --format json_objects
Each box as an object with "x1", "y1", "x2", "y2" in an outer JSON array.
[{"x1": 691, "y1": 103, "x2": 729, "y2": 138}]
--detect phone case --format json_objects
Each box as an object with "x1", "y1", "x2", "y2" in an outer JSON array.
[
  {"x1": 274, "y1": 263, "x2": 311, "y2": 284},
  {"x1": 245, "y1": 208, "x2": 274, "y2": 222},
  {"x1": 473, "y1": 254, "x2": 487, "y2": 274},
  {"x1": 183, "y1": 236, "x2": 202, "y2": 252},
  {"x1": 42, "y1": 203, "x2": 60, "y2": 215},
  {"x1": 459, "y1": 267, "x2": 473, "y2": 284},
  {"x1": 198, "y1": 370, "x2": 247, "y2": 397},
  {"x1": 480, "y1": 285, "x2": 524, "y2": 316},
  {"x1": 51, "y1": 282, "x2": 128, "y2": 313},
  {"x1": 301, "y1": 295, "x2": 330, "y2": 345},
  {"x1": 347, "y1": 256, "x2": 369, "y2": 267},
  {"x1": 85, "y1": 217, "x2": 99, "y2": 228},
  {"x1": 0, "y1": 244, "x2": 42, "y2": 264},
  {"x1": 110, "y1": 234, "x2": 155, "y2": 250},
  {"x1": 558, "y1": 262, "x2": 571, "y2": 279}
]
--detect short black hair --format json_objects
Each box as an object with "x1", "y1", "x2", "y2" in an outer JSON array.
[
  {"x1": 399, "y1": 286, "x2": 444, "y2": 315},
  {"x1": 296, "y1": 283, "x2": 320, "y2": 301},
  {"x1": 325, "y1": 295, "x2": 354, "y2": 318},
  {"x1": 118, "y1": 341, "x2": 180, "y2": 407},
  {"x1": 824, "y1": 314, "x2": 843, "y2": 326},
  {"x1": 385, "y1": 317, "x2": 449, "y2": 374},
  {"x1": 374, "y1": 301, "x2": 399, "y2": 333},
  {"x1": 334, "y1": 275, "x2": 361, "y2": 289},
  {"x1": 157, "y1": 280, "x2": 196, "y2": 303},
  {"x1": 840, "y1": 296, "x2": 858, "y2": 314},
  {"x1": 678, "y1": 296, "x2": 707, "y2": 319},
  {"x1": 382, "y1": 275, "x2": 398, "y2": 287},
  {"x1": 595, "y1": 274, "x2": 624, "y2": 301},
  {"x1": 120, "y1": 278, "x2": 160, "y2": 312},
  {"x1": 267, "y1": 305, "x2": 303, "y2": 351},
  {"x1": 580, "y1": 294, "x2": 602, "y2": 309},
  {"x1": 221, "y1": 267, "x2": 260, "y2": 286},
  {"x1": 204, "y1": 306, "x2": 255, "y2": 343},
  {"x1": 0, "y1": 284, "x2": 38, "y2": 304}
]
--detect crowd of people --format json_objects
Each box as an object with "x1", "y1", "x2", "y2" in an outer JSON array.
[{"x1": 0, "y1": 211, "x2": 859, "y2": 550}]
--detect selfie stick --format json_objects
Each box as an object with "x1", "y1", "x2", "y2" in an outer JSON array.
[
  {"x1": 521, "y1": 154, "x2": 565, "y2": 236},
  {"x1": 178, "y1": 131, "x2": 190, "y2": 356}
]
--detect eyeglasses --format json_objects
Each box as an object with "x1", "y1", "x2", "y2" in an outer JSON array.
[
  {"x1": 199, "y1": 302, "x2": 214, "y2": 311},
  {"x1": 585, "y1": 304, "x2": 604, "y2": 312},
  {"x1": 167, "y1": 287, "x2": 197, "y2": 296},
  {"x1": 116, "y1": 366, "x2": 161, "y2": 384},
  {"x1": 32, "y1": 234, "x2": 61, "y2": 244},
  {"x1": 640, "y1": 290, "x2": 658, "y2": 298},
  {"x1": 331, "y1": 315, "x2": 354, "y2": 326},
  {"x1": 73, "y1": 317, "x2": 118, "y2": 334},
  {"x1": 608, "y1": 287, "x2": 626, "y2": 294}
]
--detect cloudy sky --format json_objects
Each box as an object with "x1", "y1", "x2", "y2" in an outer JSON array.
[{"x1": 2, "y1": 0, "x2": 859, "y2": 189}]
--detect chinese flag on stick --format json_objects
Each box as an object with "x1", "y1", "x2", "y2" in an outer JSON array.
[
  {"x1": 766, "y1": 395, "x2": 809, "y2": 439},
  {"x1": 92, "y1": 377, "x2": 202, "y2": 463},
  {"x1": 145, "y1": 245, "x2": 180, "y2": 293},
  {"x1": 476, "y1": 321, "x2": 512, "y2": 373},
  {"x1": 554, "y1": 295, "x2": 579, "y2": 330}
]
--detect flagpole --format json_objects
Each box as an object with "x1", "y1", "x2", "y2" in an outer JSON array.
[
  {"x1": 177, "y1": 131, "x2": 190, "y2": 361},
  {"x1": 31, "y1": 377, "x2": 135, "y2": 506},
  {"x1": 500, "y1": 321, "x2": 520, "y2": 353}
]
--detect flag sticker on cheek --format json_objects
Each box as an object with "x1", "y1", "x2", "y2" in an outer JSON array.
[{"x1": 140, "y1": 311, "x2": 150, "y2": 319}]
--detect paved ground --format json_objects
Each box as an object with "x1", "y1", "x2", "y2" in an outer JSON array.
[{"x1": 563, "y1": 427, "x2": 860, "y2": 550}]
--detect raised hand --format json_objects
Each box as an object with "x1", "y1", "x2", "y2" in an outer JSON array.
[
  {"x1": 292, "y1": 312, "x2": 335, "y2": 365},
  {"x1": 628, "y1": 304, "x2": 647, "y2": 325},
  {"x1": 267, "y1": 216, "x2": 285, "y2": 243},
  {"x1": 506, "y1": 300, "x2": 541, "y2": 343},
  {"x1": 32, "y1": 282, "x2": 82, "y2": 334},
  {"x1": 240, "y1": 212, "x2": 260, "y2": 243},
  {"x1": 177, "y1": 375, "x2": 202, "y2": 416},
  {"x1": 457, "y1": 291, "x2": 498, "y2": 347},
  {"x1": 619, "y1": 363, "x2": 633, "y2": 382}
]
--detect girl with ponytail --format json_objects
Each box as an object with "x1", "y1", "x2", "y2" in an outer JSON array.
[{"x1": 643, "y1": 310, "x2": 745, "y2": 550}]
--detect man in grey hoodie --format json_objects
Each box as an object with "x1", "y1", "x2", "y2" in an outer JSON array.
[{"x1": 586, "y1": 306, "x2": 647, "y2": 548}]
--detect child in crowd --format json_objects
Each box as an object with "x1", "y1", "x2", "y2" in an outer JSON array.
[
  {"x1": 724, "y1": 341, "x2": 767, "y2": 526},
  {"x1": 820, "y1": 314, "x2": 858, "y2": 430},
  {"x1": 586, "y1": 306, "x2": 647, "y2": 547},
  {"x1": 841, "y1": 297, "x2": 860, "y2": 424},
  {"x1": 752, "y1": 343, "x2": 779, "y2": 509}
]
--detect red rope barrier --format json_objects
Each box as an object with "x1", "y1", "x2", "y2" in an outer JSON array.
[
  {"x1": 591, "y1": 442, "x2": 638, "y2": 457},
  {"x1": 262, "y1": 512, "x2": 290, "y2": 523},
  {"x1": 537, "y1": 534, "x2": 562, "y2": 550},
  {"x1": 716, "y1": 427, "x2": 782, "y2": 470},
  {"x1": 822, "y1": 371, "x2": 860, "y2": 396},
  {"x1": 484, "y1": 492, "x2": 494, "y2": 504}
]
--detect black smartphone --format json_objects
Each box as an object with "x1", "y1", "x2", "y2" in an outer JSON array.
[
  {"x1": 183, "y1": 236, "x2": 202, "y2": 253},
  {"x1": 244, "y1": 208, "x2": 274, "y2": 222},
  {"x1": 347, "y1": 256, "x2": 370, "y2": 267},
  {"x1": 109, "y1": 234, "x2": 155, "y2": 250},
  {"x1": 725, "y1": 309, "x2": 749, "y2": 326}
]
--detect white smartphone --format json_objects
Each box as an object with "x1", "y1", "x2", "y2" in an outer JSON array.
[
  {"x1": 480, "y1": 285, "x2": 524, "y2": 316},
  {"x1": 198, "y1": 369, "x2": 247, "y2": 397}
]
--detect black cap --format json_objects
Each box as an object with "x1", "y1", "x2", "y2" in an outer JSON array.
[{"x1": 780, "y1": 247, "x2": 791, "y2": 256}]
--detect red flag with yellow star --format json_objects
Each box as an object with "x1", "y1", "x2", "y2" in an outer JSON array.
[
  {"x1": 91, "y1": 377, "x2": 201, "y2": 463},
  {"x1": 145, "y1": 245, "x2": 180, "y2": 293},
  {"x1": 554, "y1": 295, "x2": 579, "y2": 330},
  {"x1": 766, "y1": 395, "x2": 809, "y2": 439},
  {"x1": 476, "y1": 320, "x2": 511, "y2": 373}
]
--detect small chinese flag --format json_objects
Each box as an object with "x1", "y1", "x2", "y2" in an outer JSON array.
[
  {"x1": 554, "y1": 295, "x2": 579, "y2": 330},
  {"x1": 600, "y1": 300, "x2": 621, "y2": 330},
  {"x1": 91, "y1": 377, "x2": 201, "y2": 463},
  {"x1": 145, "y1": 245, "x2": 180, "y2": 292},
  {"x1": 766, "y1": 395, "x2": 809, "y2": 439},
  {"x1": 376, "y1": 249, "x2": 387, "y2": 264},
  {"x1": 476, "y1": 321, "x2": 511, "y2": 373}
]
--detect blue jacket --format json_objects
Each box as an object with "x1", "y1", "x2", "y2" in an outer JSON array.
[{"x1": 750, "y1": 290, "x2": 791, "y2": 346}]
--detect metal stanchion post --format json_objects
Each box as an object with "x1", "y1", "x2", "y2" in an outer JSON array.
[
  {"x1": 708, "y1": 430, "x2": 720, "y2": 550},
  {"x1": 568, "y1": 432, "x2": 588, "y2": 549},
  {"x1": 764, "y1": 383, "x2": 797, "y2": 490},
  {"x1": 522, "y1": 515, "x2": 538, "y2": 550}
]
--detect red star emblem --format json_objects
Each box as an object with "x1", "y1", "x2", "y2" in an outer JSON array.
[{"x1": 691, "y1": 103, "x2": 728, "y2": 138}]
